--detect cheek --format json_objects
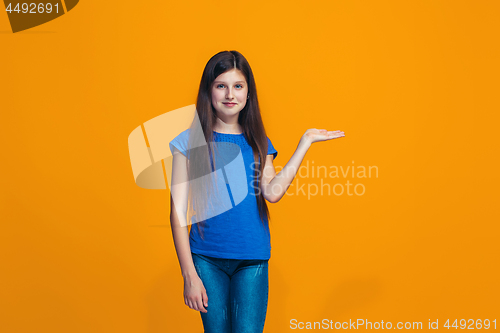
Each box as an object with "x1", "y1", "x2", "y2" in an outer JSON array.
[
  {"x1": 239, "y1": 97, "x2": 248, "y2": 109},
  {"x1": 212, "y1": 89, "x2": 224, "y2": 102},
  {"x1": 238, "y1": 89, "x2": 248, "y2": 101}
]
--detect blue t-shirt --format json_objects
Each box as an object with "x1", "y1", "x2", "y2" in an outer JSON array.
[{"x1": 169, "y1": 129, "x2": 278, "y2": 260}]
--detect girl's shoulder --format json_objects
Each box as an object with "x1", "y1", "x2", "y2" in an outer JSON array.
[
  {"x1": 267, "y1": 136, "x2": 278, "y2": 159},
  {"x1": 169, "y1": 128, "x2": 191, "y2": 156}
]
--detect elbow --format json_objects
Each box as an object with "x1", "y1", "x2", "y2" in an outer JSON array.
[
  {"x1": 170, "y1": 210, "x2": 188, "y2": 228},
  {"x1": 262, "y1": 185, "x2": 284, "y2": 204},
  {"x1": 266, "y1": 183, "x2": 287, "y2": 203},
  {"x1": 264, "y1": 193, "x2": 280, "y2": 204}
]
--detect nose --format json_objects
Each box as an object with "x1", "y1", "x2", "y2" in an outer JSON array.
[{"x1": 225, "y1": 87, "x2": 234, "y2": 100}]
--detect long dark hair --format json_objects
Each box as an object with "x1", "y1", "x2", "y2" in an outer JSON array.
[{"x1": 186, "y1": 50, "x2": 271, "y2": 239}]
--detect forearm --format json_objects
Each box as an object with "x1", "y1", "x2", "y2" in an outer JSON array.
[
  {"x1": 170, "y1": 214, "x2": 197, "y2": 279},
  {"x1": 266, "y1": 138, "x2": 311, "y2": 202}
]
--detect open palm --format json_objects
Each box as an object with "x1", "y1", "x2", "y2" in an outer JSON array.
[{"x1": 304, "y1": 128, "x2": 345, "y2": 144}]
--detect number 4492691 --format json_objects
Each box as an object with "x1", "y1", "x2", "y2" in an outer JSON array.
[
  {"x1": 6, "y1": 3, "x2": 59, "y2": 14},
  {"x1": 444, "y1": 319, "x2": 496, "y2": 329}
]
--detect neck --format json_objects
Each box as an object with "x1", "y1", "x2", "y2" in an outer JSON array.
[{"x1": 214, "y1": 116, "x2": 243, "y2": 134}]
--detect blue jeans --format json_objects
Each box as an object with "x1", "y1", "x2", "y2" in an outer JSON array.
[{"x1": 191, "y1": 252, "x2": 269, "y2": 333}]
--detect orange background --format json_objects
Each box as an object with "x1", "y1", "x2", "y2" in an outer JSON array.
[{"x1": 1, "y1": 1, "x2": 499, "y2": 332}]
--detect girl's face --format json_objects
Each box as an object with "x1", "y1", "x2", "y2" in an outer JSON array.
[{"x1": 211, "y1": 69, "x2": 248, "y2": 120}]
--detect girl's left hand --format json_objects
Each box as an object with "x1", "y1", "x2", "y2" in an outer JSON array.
[{"x1": 302, "y1": 128, "x2": 345, "y2": 144}]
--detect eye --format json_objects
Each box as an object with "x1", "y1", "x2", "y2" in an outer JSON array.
[
  {"x1": 216, "y1": 84, "x2": 225, "y2": 89},
  {"x1": 235, "y1": 84, "x2": 243, "y2": 89}
]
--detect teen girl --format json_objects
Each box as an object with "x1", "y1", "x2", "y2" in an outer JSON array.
[{"x1": 169, "y1": 50, "x2": 345, "y2": 333}]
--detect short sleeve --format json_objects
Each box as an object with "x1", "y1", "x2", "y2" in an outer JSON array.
[
  {"x1": 169, "y1": 130, "x2": 189, "y2": 157},
  {"x1": 267, "y1": 137, "x2": 278, "y2": 160}
]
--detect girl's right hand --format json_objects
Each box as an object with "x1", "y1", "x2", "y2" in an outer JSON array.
[{"x1": 183, "y1": 274, "x2": 208, "y2": 313}]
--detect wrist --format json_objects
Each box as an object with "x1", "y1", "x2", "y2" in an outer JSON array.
[
  {"x1": 299, "y1": 136, "x2": 312, "y2": 149},
  {"x1": 182, "y1": 268, "x2": 197, "y2": 280}
]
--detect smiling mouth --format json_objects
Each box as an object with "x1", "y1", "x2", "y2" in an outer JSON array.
[{"x1": 223, "y1": 103, "x2": 236, "y2": 106}]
